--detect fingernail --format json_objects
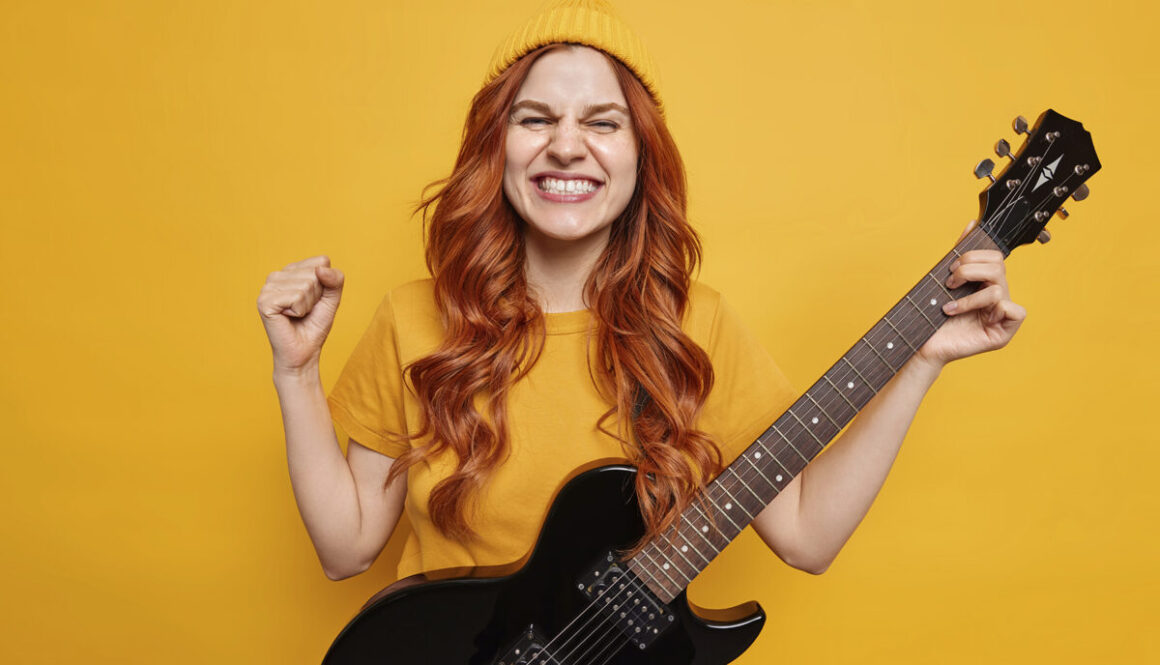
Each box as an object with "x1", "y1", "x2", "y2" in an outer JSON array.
[
  {"x1": 945, "y1": 276, "x2": 957, "y2": 288},
  {"x1": 943, "y1": 301, "x2": 958, "y2": 314}
]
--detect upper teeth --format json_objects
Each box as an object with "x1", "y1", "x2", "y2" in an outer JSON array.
[{"x1": 539, "y1": 177, "x2": 598, "y2": 195}]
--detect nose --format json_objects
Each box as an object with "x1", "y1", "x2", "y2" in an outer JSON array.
[{"x1": 546, "y1": 121, "x2": 586, "y2": 165}]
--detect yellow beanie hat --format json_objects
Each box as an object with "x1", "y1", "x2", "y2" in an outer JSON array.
[{"x1": 484, "y1": 0, "x2": 663, "y2": 111}]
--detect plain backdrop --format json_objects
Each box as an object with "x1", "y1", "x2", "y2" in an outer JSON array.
[{"x1": 1, "y1": 1, "x2": 1156, "y2": 662}]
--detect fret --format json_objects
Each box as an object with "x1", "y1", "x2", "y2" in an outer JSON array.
[
  {"x1": 925, "y1": 271, "x2": 954, "y2": 300},
  {"x1": 737, "y1": 445, "x2": 777, "y2": 489},
  {"x1": 882, "y1": 314, "x2": 919, "y2": 352},
  {"x1": 724, "y1": 465, "x2": 764, "y2": 507},
  {"x1": 757, "y1": 432, "x2": 796, "y2": 478},
  {"x1": 701, "y1": 489, "x2": 744, "y2": 533},
  {"x1": 713, "y1": 479, "x2": 756, "y2": 523},
  {"x1": 859, "y1": 335, "x2": 896, "y2": 373},
  {"x1": 660, "y1": 533, "x2": 700, "y2": 572},
  {"x1": 821, "y1": 374, "x2": 858, "y2": 411},
  {"x1": 903, "y1": 293, "x2": 940, "y2": 330},
  {"x1": 630, "y1": 232, "x2": 1005, "y2": 597},
  {"x1": 681, "y1": 509, "x2": 724, "y2": 554},
  {"x1": 840, "y1": 356, "x2": 877, "y2": 396},
  {"x1": 638, "y1": 544, "x2": 689, "y2": 588},
  {"x1": 787, "y1": 408, "x2": 827, "y2": 450},
  {"x1": 628, "y1": 556, "x2": 677, "y2": 599},
  {"x1": 769, "y1": 424, "x2": 811, "y2": 464},
  {"x1": 804, "y1": 391, "x2": 843, "y2": 429}
]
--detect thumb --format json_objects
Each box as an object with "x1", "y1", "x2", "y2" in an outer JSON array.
[{"x1": 316, "y1": 265, "x2": 345, "y2": 292}]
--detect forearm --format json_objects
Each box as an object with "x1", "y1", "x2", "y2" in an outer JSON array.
[
  {"x1": 273, "y1": 363, "x2": 371, "y2": 578},
  {"x1": 786, "y1": 356, "x2": 943, "y2": 572}
]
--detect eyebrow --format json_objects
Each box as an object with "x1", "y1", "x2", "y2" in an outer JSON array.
[{"x1": 509, "y1": 100, "x2": 629, "y2": 117}]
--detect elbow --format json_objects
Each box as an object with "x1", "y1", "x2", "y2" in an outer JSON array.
[
  {"x1": 321, "y1": 556, "x2": 373, "y2": 581},
  {"x1": 779, "y1": 548, "x2": 835, "y2": 576}
]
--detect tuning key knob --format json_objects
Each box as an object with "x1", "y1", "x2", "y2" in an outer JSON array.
[
  {"x1": 974, "y1": 159, "x2": 996, "y2": 183},
  {"x1": 1072, "y1": 183, "x2": 1090, "y2": 201},
  {"x1": 1013, "y1": 115, "x2": 1029, "y2": 135},
  {"x1": 1056, "y1": 207, "x2": 1069, "y2": 220},
  {"x1": 995, "y1": 138, "x2": 1012, "y2": 159},
  {"x1": 1037, "y1": 229, "x2": 1051, "y2": 244}
]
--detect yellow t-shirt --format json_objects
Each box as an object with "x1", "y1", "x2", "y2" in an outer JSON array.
[{"x1": 326, "y1": 279, "x2": 796, "y2": 579}]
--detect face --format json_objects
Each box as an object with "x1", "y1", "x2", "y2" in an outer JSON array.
[{"x1": 503, "y1": 46, "x2": 639, "y2": 249}]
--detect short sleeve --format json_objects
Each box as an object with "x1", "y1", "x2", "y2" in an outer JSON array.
[
  {"x1": 327, "y1": 292, "x2": 411, "y2": 458},
  {"x1": 697, "y1": 293, "x2": 797, "y2": 465}
]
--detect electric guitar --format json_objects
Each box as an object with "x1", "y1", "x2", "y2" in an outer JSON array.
[{"x1": 322, "y1": 109, "x2": 1100, "y2": 664}]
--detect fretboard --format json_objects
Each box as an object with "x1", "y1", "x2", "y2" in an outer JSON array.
[{"x1": 628, "y1": 227, "x2": 1002, "y2": 602}]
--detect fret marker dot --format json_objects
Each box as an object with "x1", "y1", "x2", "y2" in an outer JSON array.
[
  {"x1": 930, "y1": 298, "x2": 938, "y2": 306},
  {"x1": 681, "y1": 545, "x2": 688, "y2": 553},
  {"x1": 811, "y1": 417, "x2": 819, "y2": 424},
  {"x1": 887, "y1": 342, "x2": 894, "y2": 350},
  {"x1": 725, "y1": 502, "x2": 732, "y2": 510},
  {"x1": 663, "y1": 563, "x2": 670, "y2": 570},
  {"x1": 847, "y1": 381, "x2": 855, "y2": 389},
  {"x1": 701, "y1": 525, "x2": 709, "y2": 533},
  {"x1": 776, "y1": 474, "x2": 783, "y2": 482},
  {"x1": 754, "y1": 451, "x2": 762, "y2": 459}
]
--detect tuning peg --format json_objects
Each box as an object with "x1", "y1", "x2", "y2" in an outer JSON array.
[
  {"x1": 1013, "y1": 115, "x2": 1029, "y2": 135},
  {"x1": 995, "y1": 138, "x2": 1012, "y2": 159},
  {"x1": 974, "y1": 159, "x2": 996, "y2": 183},
  {"x1": 1056, "y1": 207, "x2": 1069, "y2": 220},
  {"x1": 1072, "y1": 183, "x2": 1090, "y2": 201},
  {"x1": 1037, "y1": 229, "x2": 1051, "y2": 244}
]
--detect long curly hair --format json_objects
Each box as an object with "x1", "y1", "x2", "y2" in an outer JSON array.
[{"x1": 388, "y1": 44, "x2": 720, "y2": 550}]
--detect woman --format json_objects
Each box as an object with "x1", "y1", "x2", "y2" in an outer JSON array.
[{"x1": 257, "y1": 0, "x2": 1022, "y2": 593}]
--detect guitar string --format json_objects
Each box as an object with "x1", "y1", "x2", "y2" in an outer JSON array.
[
  {"x1": 561, "y1": 174, "x2": 1085, "y2": 661},
  {"x1": 509, "y1": 192, "x2": 1076, "y2": 662},
  {"x1": 532, "y1": 565, "x2": 658, "y2": 663}
]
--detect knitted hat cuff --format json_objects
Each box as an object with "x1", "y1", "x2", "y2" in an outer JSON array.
[{"x1": 484, "y1": 0, "x2": 662, "y2": 112}]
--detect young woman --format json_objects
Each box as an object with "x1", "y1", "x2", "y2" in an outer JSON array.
[{"x1": 257, "y1": 1, "x2": 1023, "y2": 593}]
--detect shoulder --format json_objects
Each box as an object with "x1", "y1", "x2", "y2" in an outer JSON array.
[
  {"x1": 684, "y1": 281, "x2": 725, "y2": 347},
  {"x1": 379, "y1": 279, "x2": 443, "y2": 362}
]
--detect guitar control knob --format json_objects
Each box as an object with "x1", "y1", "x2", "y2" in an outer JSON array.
[
  {"x1": 1013, "y1": 115, "x2": 1029, "y2": 135},
  {"x1": 1037, "y1": 229, "x2": 1051, "y2": 244},
  {"x1": 1072, "y1": 183, "x2": 1090, "y2": 201},
  {"x1": 995, "y1": 138, "x2": 1012, "y2": 159},
  {"x1": 973, "y1": 159, "x2": 996, "y2": 183}
]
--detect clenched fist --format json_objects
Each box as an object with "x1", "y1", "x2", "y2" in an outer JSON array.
[{"x1": 257, "y1": 255, "x2": 345, "y2": 375}]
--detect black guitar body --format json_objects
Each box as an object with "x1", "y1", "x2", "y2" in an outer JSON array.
[{"x1": 324, "y1": 465, "x2": 764, "y2": 664}]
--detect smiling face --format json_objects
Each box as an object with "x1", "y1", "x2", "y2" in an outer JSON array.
[{"x1": 503, "y1": 45, "x2": 639, "y2": 252}]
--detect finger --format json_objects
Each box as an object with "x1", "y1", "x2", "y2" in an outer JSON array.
[
  {"x1": 316, "y1": 266, "x2": 345, "y2": 291},
  {"x1": 283, "y1": 255, "x2": 331, "y2": 271},
  {"x1": 956, "y1": 219, "x2": 978, "y2": 242},
  {"x1": 946, "y1": 262, "x2": 1005, "y2": 289},
  {"x1": 952, "y1": 249, "x2": 1005, "y2": 266},
  {"x1": 989, "y1": 299, "x2": 1027, "y2": 326},
  {"x1": 257, "y1": 286, "x2": 309, "y2": 319},
  {"x1": 942, "y1": 283, "x2": 1003, "y2": 315}
]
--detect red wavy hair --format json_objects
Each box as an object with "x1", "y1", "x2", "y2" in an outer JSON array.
[{"x1": 388, "y1": 44, "x2": 720, "y2": 549}]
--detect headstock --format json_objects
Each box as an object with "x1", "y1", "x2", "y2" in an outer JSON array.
[{"x1": 972, "y1": 109, "x2": 1100, "y2": 254}]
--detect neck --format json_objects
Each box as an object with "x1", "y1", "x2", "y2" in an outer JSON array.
[{"x1": 523, "y1": 225, "x2": 610, "y2": 313}]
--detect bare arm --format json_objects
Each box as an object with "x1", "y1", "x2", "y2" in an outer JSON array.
[
  {"x1": 259, "y1": 255, "x2": 405, "y2": 580},
  {"x1": 751, "y1": 238, "x2": 1026, "y2": 574},
  {"x1": 274, "y1": 365, "x2": 406, "y2": 580}
]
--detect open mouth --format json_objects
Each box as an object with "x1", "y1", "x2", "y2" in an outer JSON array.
[{"x1": 534, "y1": 176, "x2": 602, "y2": 196}]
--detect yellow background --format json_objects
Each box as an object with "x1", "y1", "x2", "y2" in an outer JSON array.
[{"x1": 2, "y1": 0, "x2": 1156, "y2": 662}]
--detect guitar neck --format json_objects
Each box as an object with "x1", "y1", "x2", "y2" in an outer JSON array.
[{"x1": 629, "y1": 226, "x2": 1003, "y2": 602}]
